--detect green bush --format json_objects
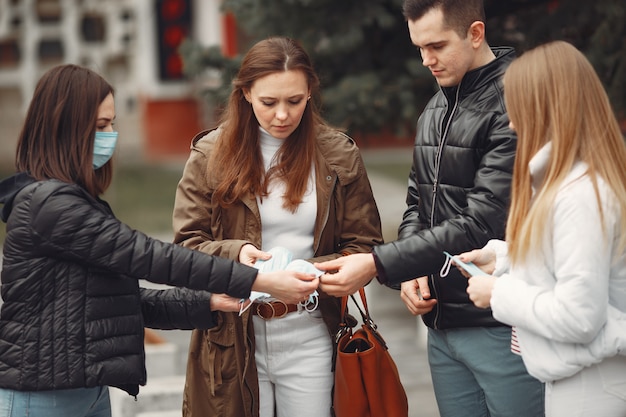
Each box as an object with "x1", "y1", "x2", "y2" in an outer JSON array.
[
  {"x1": 0, "y1": 165, "x2": 184, "y2": 245},
  {"x1": 0, "y1": 160, "x2": 411, "y2": 246}
]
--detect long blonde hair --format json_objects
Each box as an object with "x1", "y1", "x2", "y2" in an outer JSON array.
[{"x1": 504, "y1": 41, "x2": 626, "y2": 263}]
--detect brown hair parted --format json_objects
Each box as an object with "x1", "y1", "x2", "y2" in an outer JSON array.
[
  {"x1": 16, "y1": 64, "x2": 115, "y2": 197},
  {"x1": 504, "y1": 41, "x2": 626, "y2": 262},
  {"x1": 402, "y1": 0, "x2": 486, "y2": 38},
  {"x1": 211, "y1": 36, "x2": 325, "y2": 212}
]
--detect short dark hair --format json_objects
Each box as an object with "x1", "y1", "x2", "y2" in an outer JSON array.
[
  {"x1": 402, "y1": 0, "x2": 486, "y2": 38},
  {"x1": 16, "y1": 64, "x2": 115, "y2": 196}
]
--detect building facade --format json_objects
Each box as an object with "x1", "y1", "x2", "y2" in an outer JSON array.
[{"x1": 0, "y1": 0, "x2": 235, "y2": 165}]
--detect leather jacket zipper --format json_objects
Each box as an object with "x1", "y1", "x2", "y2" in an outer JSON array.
[{"x1": 430, "y1": 82, "x2": 462, "y2": 329}]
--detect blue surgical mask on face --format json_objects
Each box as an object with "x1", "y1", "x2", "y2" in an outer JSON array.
[{"x1": 93, "y1": 131, "x2": 118, "y2": 169}]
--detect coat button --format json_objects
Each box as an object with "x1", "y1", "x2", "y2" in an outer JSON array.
[{"x1": 326, "y1": 175, "x2": 332, "y2": 181}]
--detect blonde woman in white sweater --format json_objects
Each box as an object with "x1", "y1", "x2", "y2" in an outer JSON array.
[{"x1": 457, "y1": 41, "x2": 626, "y2": 417}]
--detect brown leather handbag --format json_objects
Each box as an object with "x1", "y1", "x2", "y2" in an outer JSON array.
[{"x1": 332, "y1": 288, "x2": 409, "y2": 417}]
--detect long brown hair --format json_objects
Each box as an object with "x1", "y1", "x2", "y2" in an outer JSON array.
[
  {"x1": 211, "y1": 37, "x2": 325, "y2": 212},
  {"x1": 505, "y1": 41, "x2": 626, "y2": 263},
  {"x1": 16, "y1": 64, "x2": 115, "y2": 197}
]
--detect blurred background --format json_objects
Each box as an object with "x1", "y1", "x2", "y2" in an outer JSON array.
[
  {"x1": 0, "y1": 0, "x2": 625, "y2": 242},
  {"x1": 0, "y1": 2, "x2": 625, "y2": 416}
]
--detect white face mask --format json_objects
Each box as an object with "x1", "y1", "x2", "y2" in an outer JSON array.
[{"x1": 93, "y1": 131, "x2": 118, "y2": 169}]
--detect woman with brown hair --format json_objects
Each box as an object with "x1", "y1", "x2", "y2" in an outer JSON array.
[
  {"x1": 0, "y1": 64, "x2": 318, "y2": 417},
  {"x1": 173, "y1": 37, "x2": 383, "y2": 417}
]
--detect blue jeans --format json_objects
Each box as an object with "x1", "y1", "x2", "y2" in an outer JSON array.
[
  {"x1": 428, "y1": 327, "x2": 544, "y2": 417},
  {"x1": 0, "y1": 386, "x2": 111, "y2": 417}
]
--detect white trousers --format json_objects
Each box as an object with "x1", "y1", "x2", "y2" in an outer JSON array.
[
  {"x1": 253, "y1": 309, "x2": 333, "y2": 417},
  {"x1": 546, "y1": 355, "x2": 626, "y2": 417}
]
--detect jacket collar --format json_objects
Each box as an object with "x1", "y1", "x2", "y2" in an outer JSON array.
[
  {"x1": 529, "y1": 142, "x2": 552, "y2": 196},
  {"x1": 194, "y1": 125, "x2": 360, "y2": 189},
  {"x1": 314, "y1": 127, "x2": 360, "y2": 186},
  {"x1": 442, "y1": 46, "x2": 516, "y2": 101},
  {"x1": 529, "y1": 141, "x2": 588, "y2": 196}
]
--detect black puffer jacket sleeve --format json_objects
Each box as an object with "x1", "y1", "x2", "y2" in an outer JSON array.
[
  {"x1": 140, "y1": 287, "x2": 217, "y2": 330},
  {"x1": 27, "y1": 181, "x2": 257, "y2": 298}
]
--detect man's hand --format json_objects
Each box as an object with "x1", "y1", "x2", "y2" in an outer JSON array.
[
  {"x1": 314, "y1": 253, "x2": 377, "y2": 296},
  {"x1": 239, "y1": 244, "x2": 272, "y2": 267},
  {"x1": 400, "y1": 277, "x2": 437, "y2": 316}
]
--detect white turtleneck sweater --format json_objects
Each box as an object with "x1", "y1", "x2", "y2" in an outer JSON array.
[{"x1": 256, "y1": 127, "x2": 317, "y2": 260}]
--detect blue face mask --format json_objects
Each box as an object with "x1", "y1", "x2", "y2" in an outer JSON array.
[{"x1": 93, "y1": 131, "x2": 118, "y2": 169}]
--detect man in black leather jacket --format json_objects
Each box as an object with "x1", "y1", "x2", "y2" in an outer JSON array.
[{"x1": 316, "y1": 1, "x2": 544, "y2": 416}]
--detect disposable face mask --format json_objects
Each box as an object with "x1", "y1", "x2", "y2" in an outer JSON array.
[
  {"x1": 93, "y1": 131, "x2": 118, "y2": 169},
  {"x1": 238, "y1": 247, "x2": 322, "y2": 316}
]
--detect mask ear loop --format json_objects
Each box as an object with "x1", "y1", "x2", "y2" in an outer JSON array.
[
  {"x1": 440, "y1": 256, "x2": 452, "y2": 278},
  {"x1": 239, "y1": 299, "x2": 253, "y2": 316},
  {"x1": 302, "y1": 293, "x2": 319, "y2": 312}
]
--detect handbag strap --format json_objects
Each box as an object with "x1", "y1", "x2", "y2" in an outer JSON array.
[
  {"x1": 349, "y1": 288, "x2": 370, "y2": 323},
  {"x1": 339, "y1": 287, "x2": 368, "y2": 327},
  {"x1": 337, "y1": 295, "x2": 352, "y2": 343},
  {"x1": 337, "y1": 288, "x2": 388, "y2": 349}
]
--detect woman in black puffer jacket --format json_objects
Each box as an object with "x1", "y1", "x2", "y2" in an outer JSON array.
[{"x1": 0, "y1": 64, "x2": 319, "y2": 417}]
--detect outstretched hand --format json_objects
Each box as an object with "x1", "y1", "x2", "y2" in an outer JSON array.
[
  {"x1": 455, "y1": 248, "x2": 496, "y2": 277},
  {"x1": 239, "y1": 244, "x2": 272, "y2": 267},
  {"x1": 314, "y1": 253, "x2": 377, "y2": 296},
  {"x1": 210, "y1": 293, "x2": 251, "y2": 312},
  {"x1": 253, "y1": 270, "x2": 319, "y2": 305}
]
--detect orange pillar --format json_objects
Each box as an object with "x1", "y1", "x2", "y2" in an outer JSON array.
[
  {"x1": 221, "y1": 12, "x2": 238, "y2": 57},
  {"x1": 141, "y1": 97, "x2": 202, "y2": 160}
]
